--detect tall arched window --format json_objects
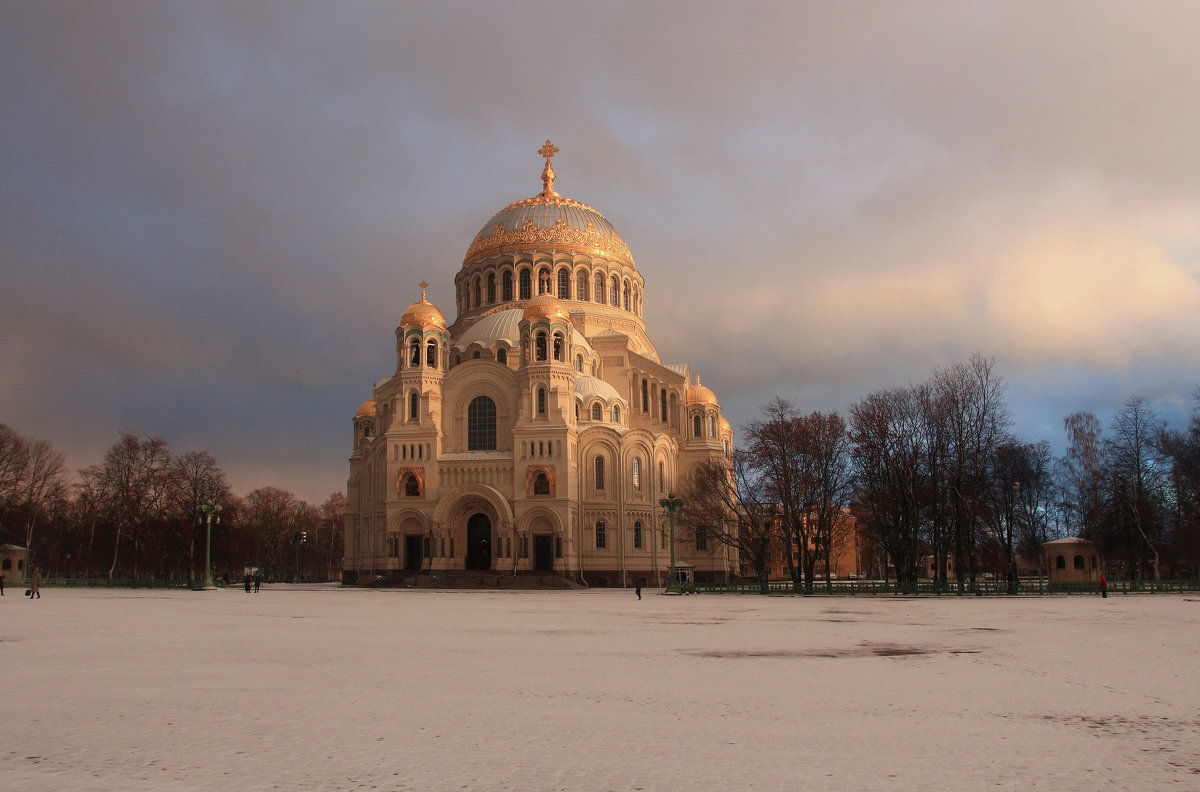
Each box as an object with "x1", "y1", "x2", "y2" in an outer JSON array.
[
  {"x1": 641, "y1": 379, "x2": 649, "y2": 412},
  {"x1": 610, "y1": 276, "x2": 619, "y2": 306},
  {"x1": 487, "y1": 273, "x2": 496, "y2": 304},
  {"x1": 502, "y1": 271, "x2": 513, "y2": 301},
  {"x1": 409, "y1": 339, "x2": 420, "y2": 367},
  {"x1": 519, "y1": 269, "x2": 532, "y2": 300},
  {"x1": 558, "y1": 268, "x2": 570, "y2": 299},
  {"x1": 535, "y1": 332, "x2": 547, "y2": 361},
  {"x1": 594, "y1": 273, "x2": 605, "y2": 304},
  {"x1": 553, "y1": 331, "x2": 564, "y2": 361},
  {"x1": 595, "y1": 521, "x2": 606, "y2": 548},
  {"x1": 594, "y1": 457, "x2": 605, "y2": 490},
  {"x1": 633, "y1": 521, "x2": 642, "y2": 548},
  {"x1": 709, "y1": 416, "x2": 716, "y2": 437},
  {"x1": 632, "y1": 457, "x2": 641, "y2": 491},
  {"x1": 537, "y1": 387, "x2": 546, "y2": 415},
  {"x1": 576, "y1": 271, "x2": 588, "y2": 301},
  {"x1": 426, "y1": 339, "x2": 437, "y2": 367},
  {"x1": 575, "y1": 354, "x2": 583, "y2": 373},
  {"x1": 694, "y1": 414, "x2": 702, "y2": 438},
  {"x1": 660, "y1": 389, "x2": 667, "y2": 422},
  {"x1": 538, "y1": 267, "x2": 550, "y2": 293},
  {"x1": 497, "y1": 348, "x2": 507, "y2": 365},
  {"x1": 591, "y1": 403, "x2": 602, "y2": 421},
  {"x1": 623, "y1": 281, "x2": 630, "y2": 310},
  {"x1": 474, "y1": 278, "x2": 481, "y2": 308},
  {"x1": 612, "y1": 405, "x2": 621, "y2": 423},
  {"x1": 409, "y1": 391, "x2": 418, "y2": 420},
  {"x1": 658, "y1": 461, "x2": 665, "y2": 493},
  {"x1": 467, "y1": 396, "x2": 497, "y2": 451}
]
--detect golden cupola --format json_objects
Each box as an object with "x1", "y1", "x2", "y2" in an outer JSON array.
[
  {"x1": 462, "y1": 140, "x2": 635, "y2": 270},
  {"x1": 401, "y1": 280, "x2": 446, "y2": 328},
  {"x1": 686, "y1": 373, "x2": 719, "y2": 406},
  {"x1": 523, "y1": 290, "x2": 569, "y2": 322}
]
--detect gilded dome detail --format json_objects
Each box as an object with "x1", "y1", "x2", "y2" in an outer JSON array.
[
  {"x1": 401, "y1": 280, "x2": 447, "y2": 328},
  {"x1": 686, "y1": 373, "x2": 719, "y2": 406},
  {"x1": 523, "y1": 291, "x2": 570, "y2": 322},
  {"x1": 355, "y1": 399, "x2": 377, "y2": 418}
]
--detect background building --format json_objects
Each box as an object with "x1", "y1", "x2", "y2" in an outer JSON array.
[{"x1": 344, "y1": 143, "x2": 734, "y2": 587}]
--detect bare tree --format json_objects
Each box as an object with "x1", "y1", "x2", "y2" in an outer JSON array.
[
  {"x1": 1061, "y1": 411, "x2": 1108, "y2": 542},
  {"x1": 684, "y1": 453, "x2": 776, "y2": 593},
  {"x1": 1107, "y1": 396, "x2": 1167, "y2": 580},
  {"x1": 99, "y1": 434, "x2": 171, "y2": 579},
  {"x1": 798, "y1": 412, "x2": 854, "y2": 591},
  {"x1": 166, "y1": 451, "x2": 231, "y2": 582},
  {"x1": 318, "y1": 491, "x2": 346, "y2": 582}
]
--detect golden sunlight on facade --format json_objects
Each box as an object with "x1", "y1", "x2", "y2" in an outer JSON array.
[{"x1": 344, "y1": 143, "x2": 734, "y2": 587}]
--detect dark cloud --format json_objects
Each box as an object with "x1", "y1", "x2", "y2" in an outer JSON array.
[{"x1": 3, "y1": 1, "x2": 1199, "y2": 501}]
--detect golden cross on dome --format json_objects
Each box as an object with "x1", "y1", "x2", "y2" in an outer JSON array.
[
  {"x1": 538, "y1": 139, "x2": 559, "y2": 196},
  {"x1": 419, "y1": 280, "x2": 428, "y2": 301}
]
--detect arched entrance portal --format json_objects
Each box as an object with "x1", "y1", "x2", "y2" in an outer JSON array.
[{"x1": 466, "y1": 513, "x2": 492, "y2": 570}]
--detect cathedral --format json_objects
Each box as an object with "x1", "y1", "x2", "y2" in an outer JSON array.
[{"x1": 344, "y1": 142, "x2": 733, "y2": 587}]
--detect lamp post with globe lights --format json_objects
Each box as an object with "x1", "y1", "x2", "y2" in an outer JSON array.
[
  {"x1": 197, "y1": 503, "x2": 221, "y2": 590},
  {"x1": 659, "y1": 492, "x2": 684, "y2": 593}
]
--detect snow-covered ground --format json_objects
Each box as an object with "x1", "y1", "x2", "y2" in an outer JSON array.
[{"x1": 2, "y1": 586, "x2": 1197, "y2": 791}]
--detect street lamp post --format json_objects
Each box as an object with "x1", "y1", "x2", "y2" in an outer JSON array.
[
  {"x1": 659, "y1": 492, "x2": 684, "y2": 594},
  {"x1": 198, "y1": 504, "x2": 221, "y2": 590}
]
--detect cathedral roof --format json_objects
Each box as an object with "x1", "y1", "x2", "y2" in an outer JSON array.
[
  {"x1": 462, "y1": 141, "x2": 634, "y2": 269},
  {"x1": 686, "y1": 374, "x2": 719, "y2": 406},
  {"x1": 523, "y1": 291, "x2": 569, "y2": 322},
  {"x1": 574, "y1": 375, "x2": 623, "y2": 405},
  {"x1": 453, "y1": 308, "x2": 523, "y2": 350},
  {"x1": 355, "y1": 399, "x2": 376, "y2": 418},
  {"x1": 400, "y1": 281, "x2": 446, "y2": 329}
]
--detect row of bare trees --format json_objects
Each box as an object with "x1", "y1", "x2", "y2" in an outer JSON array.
[
  {"x1": 0, "y1": 426, "x2": 344, "y2": 584},
  {"x1": 685, "y1": 355, "x2": 1200, "y2": 590}
]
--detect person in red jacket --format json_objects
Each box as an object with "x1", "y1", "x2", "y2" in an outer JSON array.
[{"x1": 1099, "y1": 574, "x2": 1108, "y2": 599}]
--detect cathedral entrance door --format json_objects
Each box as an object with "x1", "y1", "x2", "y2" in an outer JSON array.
[
  {"x1": 533, "y1": 535, "x2": 553, "y2": 571},
  {"x1": 466, "y1": 513, "x2": 492, "y2": 570},
  {"x1": 404, "y1": 535, "x2": 423, "y2": 570}
]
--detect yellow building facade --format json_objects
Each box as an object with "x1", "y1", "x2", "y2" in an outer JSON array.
[{"x1": 344, "y1": 143, "x2": 734, "y2": 587}]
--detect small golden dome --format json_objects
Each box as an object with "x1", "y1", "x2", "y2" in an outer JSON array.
[
  {"x1": 685, "y1": 373, "x2": 719, "y2": 406},
  {"x1": 523, "y1": 290, "x2": 569, "y2": 322},
  {"x1": 401, "y1": 280, "x2": 446, "y2": 328},
  {"x1": 355, "y1": 399, "x2": 377, "y2": 419},
  {"x1": 719, "y1": 416, "x2": 731, "y2": 433}
]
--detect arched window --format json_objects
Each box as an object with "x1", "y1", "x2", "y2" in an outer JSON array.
[
  {"x1": 535, "y1": 332, "x2": 547, "y2": 361},
  {"x1": 641, "y1": 379, "x2": 649, "y2": 412},
  {"x1": 538, "y1": 267, "x2": 550, "y2": 294},
  {"x1": 612, "y1": 405, "x2": 621, "y2": 423},
  {"x1": 1073, "y1": 555, "x2": 1085, "y2": 570},
  {"x1": 537, "y1": 387, "x2": 546, "y2": 415},
  {"x1": 1055, "y1": 555, "x2": 1066, "y2": 570},
  {"x1": 467, "y1": 396, "x2": 497, "y2": 451},
  {"x1": 709, "y1": 416, "x2": 716, "y2": 437},
  {"x1": 659, "y1": 461, "x2": 664, "y2": 492},
  {"x1": 553, "y1": 331, "x2": 564, "y2": 361},
  {"x1": 519, "y1": 268, "x2": 532, "y2": 300},
  {"x1": 634, "y1": 521, "x2": 642, "y2": 548},
  {"x1": 404, "y1": 474, "x2": 420, "y2": 497},
  {"x1": 694, "y1": 415, "x2": 702, "y2": 438},
  {"x1": 426, "y1": 339, "x2": 437, "y2": 367},
  {"x1": 409, "y1": 339, "x2": 420, "y2": 367},
  {"x1": 409, "y1": 391, "x2": 418, "y2": 420},
  {"x1": 594, "y1": 456, "x2": 605, "y2": 489},
  {"x1": 660, "y1": 389, "x2": 667, "y2": 422},
  {"x1": 595, "y1": 521, "x2": 606, "y2": 548},
  {"x1": 558, "y1": 268, "x2": 570, "y2": 299},
  {"x1": 610, "y1": 276, "x2": 619, "y2": 306},
  {"x1": 473, "y1": 351, "x2": 480, "y2": 359},
  {"x1": 623, "y1": 281, "x2": 630, "y2": 310},
  {"x1": 502, "y1": 270, "x2": 513, "y2": 301},
  {"x1": 534, "y1": 471, "x2": 550, "y2": 495},
  {"x1": 575, "y1": 354, "x2": 583, "y2": 373},
  {"x1": 497, "y1": 348, "x2": 507, "y2": 365},
  {"x1": 487, "y1": 273, "x2": 496, "y2": 304},
  {"x1": 576, "y1": 270, "x2": 588, "y2": 301},
  {"x1": 594, "y1": 273, "x2": 605, "y2": 304},
  {"x1": 474, "y1": 278, "x2": 481, "y2": 308},
  {"x1": 591, "y1": 403, "x2": 602, "y2": 421},
  {"x1": 632, "y1": 457, "x2": 641, "y2": 490}
]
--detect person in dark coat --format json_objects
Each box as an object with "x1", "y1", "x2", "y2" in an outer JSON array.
[
  {"x1": 253, "y1": 572, "x2": 262, "y2": 593},
  {"x1": 635, "y1": 581, "x2": 642, "y2": 600},
  {"x1": 29, "y1": 566, "x2": 41, "y2": 599},
  {"x1": 244, "y1": 573, "x2": 252, "y2": 593}
]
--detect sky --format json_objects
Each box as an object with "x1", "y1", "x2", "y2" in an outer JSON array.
[{"x1": 3, "y1": 1, "x2": 1199, "y2": 504}]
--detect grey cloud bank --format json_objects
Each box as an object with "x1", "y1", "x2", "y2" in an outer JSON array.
[{"x1": 2, "y1": 2, "x2": 1198, "y2": 501}]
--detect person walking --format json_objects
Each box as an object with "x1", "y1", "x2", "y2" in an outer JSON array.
[
  {"x1": 635, "y1": 581, "x2": 642, "y2": 601},
  {"x1": 244, "y1": 573, "x2": 252, "y2": 593},
  {"x1": 1, "y1": 572, "x2": 5, "y2": 596},
  {"x1": 29, "y1": 566, "x2": 41, "y2": 599},
  {"x1": 253, "y1": 572, "x2": 262, "y2": 593},
  {"x1": 1099, "y1": 574, "x2": 1108, "y2": 599}
]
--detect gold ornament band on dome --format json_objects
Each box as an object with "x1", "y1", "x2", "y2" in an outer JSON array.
[{"x1": 464, "y1": 216, "x2": 635, "y2": 269}]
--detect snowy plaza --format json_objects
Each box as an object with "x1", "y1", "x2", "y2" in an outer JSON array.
[{"x1": 3, "y1": 587, "x2": 1198, "y2": 791}]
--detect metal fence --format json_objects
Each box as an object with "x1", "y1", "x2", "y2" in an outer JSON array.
[{"x1": 691, "y1": 578, "x2": 1200, "y2": 596}]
